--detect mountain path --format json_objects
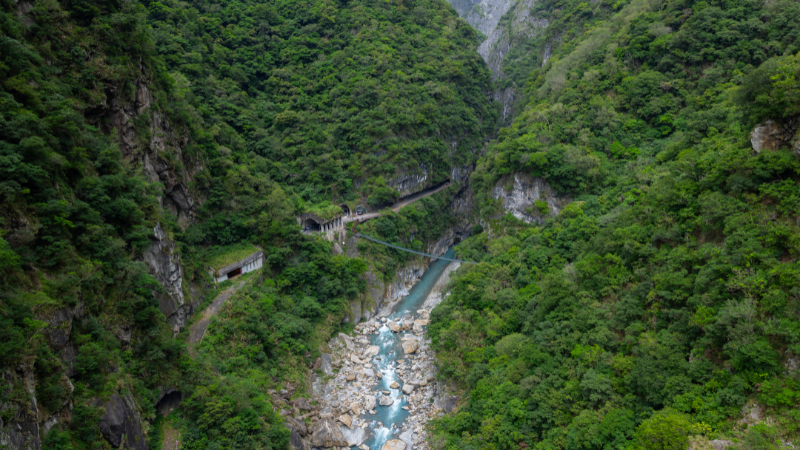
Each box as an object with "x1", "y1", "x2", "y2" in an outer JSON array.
[{"x1": 187, "y1": 280, "x2": 245, "y2": 350}]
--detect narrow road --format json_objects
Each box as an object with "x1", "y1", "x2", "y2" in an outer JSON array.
[
  {"x1": 345, "y1": 181, "x2": 453, "y2": 224},
  {"x1": 187, "y1": 280, "x2": 245, "y2": 351}
]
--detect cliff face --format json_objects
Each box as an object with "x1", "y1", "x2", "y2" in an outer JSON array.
[
  {"x1": 447, "y1": 0, "x2": 550, "y2": 123},
  {"x1": 0, "y1": 67, "x2": 202, "y2": 450},
  {"x1": 97, "y1": 76, "x2": 204, "y2": 332},
  {"x1": 93, "y1": 79, "x2": 201, "y2": 225},
  {"x1": 491, "y1": 173, "x2": 571, "y2": 224}
]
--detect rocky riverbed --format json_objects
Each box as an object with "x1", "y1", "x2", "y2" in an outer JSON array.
[{"x1": 283, "y1": 255, "x2": 459, "y2": 450}]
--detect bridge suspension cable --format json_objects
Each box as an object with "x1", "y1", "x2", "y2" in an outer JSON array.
[{"x1": 354, "y1": 233, "x2": 477, "y2": 264}]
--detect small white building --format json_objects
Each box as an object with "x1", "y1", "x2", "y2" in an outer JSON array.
[{"x1": 210, "y1": 250, "x2": 264, "y2": 283}]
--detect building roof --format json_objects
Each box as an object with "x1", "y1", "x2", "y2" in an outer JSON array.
[{"x1": 213, "y1": 250, "x2": 264, "y2": 276}]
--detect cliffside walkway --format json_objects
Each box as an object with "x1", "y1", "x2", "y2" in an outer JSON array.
[
  {"x1": 187, "y1": 280, "x2": 245, "y2": 354},
  {"x1": 354, "y1": 232, "x2": 477, "y2": 264}
]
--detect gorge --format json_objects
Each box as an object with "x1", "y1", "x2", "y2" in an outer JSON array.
[{"x1": 2, "y1": 0, "x2": 800, "y2": 449}]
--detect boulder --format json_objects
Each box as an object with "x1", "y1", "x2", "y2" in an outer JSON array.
[
  {"x1": 364, "y1": 395, "x2": 377, "y2": 410},
  {"x1": 359, "y1": 445, "x2": 371, "y2": 450},
  {"x1": 320, "y1": 353, "x2": 333, "y2": 375},
  {"x1": 346, "y1": 372, "x2": 356, "y2": 381},
  {"x1": 351, "y1": 354, "x2": 363, "y2": 364},
  {"x1": 338, "y1": 333, "x2": 355, "y2": 351},
  {"x1": 364, "y1": 345, "x2": 381, "y2": 357},
  {"x1": 284, "y1": 416, "x2": 308, "y2": 436},
  {"x1": 310, "y1": 418, "x2": 348, "y2": 448},
  {"x1": 390, "y1": 381, "x2": 400, "y2": 389},
  {"x1": 290, "y1": 429, "x2": 311, "y2": 450},
  {"x1": 378, "y1": 396, "x2": 394, "y2": 406},
  {"x1": 364, "y1": 368, "x2": 375, "y2": 378},
  {"x1": 349, "y1": 402, "x2": 361, "y2": 417},
  {"x1": 381, "y1": 439, "x2": 406, "y2": 450},
  {"x1": 402, "y1": 339, "x2": 419, "y2": 355},
  {"x1": 387, "y1": 321, "x2": 402, "y2": 333},
  {"x1": 401, "y1": 384, "x2": 415, "y2": 395},
  {"x1": 291, "y1": 397, "x2": 312, "y2": 411},
  {"x1": 338, "y1": 414, "x2": 352, "y2": 428}
]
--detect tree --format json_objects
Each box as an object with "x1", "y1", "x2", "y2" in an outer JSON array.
[{"x1": 635, "y1": 410, "x2": 691, "y2": 450}]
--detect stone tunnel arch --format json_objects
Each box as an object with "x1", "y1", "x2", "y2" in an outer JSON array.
[
  {"x1": 340, "y1": 204, "x2": 350, "y2": 215},
  {"x1": 301, "y1": 217, "x2": 320, "y2": 231}
]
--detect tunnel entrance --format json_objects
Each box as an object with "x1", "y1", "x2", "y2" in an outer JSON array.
[
  {"x1": 156, "y1": 391, "x2": 183, "y2": 417},
  {"x1": 227, "y1": 267, "x2": 242, "y2": 279},
  {"x1": 355, "y1": 205, "x2": 367, "y2": 215},
  {"x1": 301, "y1": 217, "x2": 321, "y2": 232},
  {"x1": 340, "y1": 204, "x2": 350, "y2": 215}
]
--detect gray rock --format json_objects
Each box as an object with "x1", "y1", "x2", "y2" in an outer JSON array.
[
  {"x1": 290, "y1": 429, "x2": 310, "y2": 450},
  {"x1": 143, "y1": 223, "x2": 188, "y2": 328},
  {"x1": 285, "y1": 416, "x2": 308, "y2": 436},
  {"x1": 401, "y1": 384, "x2": 415, "y2": 395},
  {"x1": 291, "y1": 397, "x2": 312, "y2": 411},
  {"x1": 399, "y1": 429, "x2": 415, "y2": 450},
  {"x1": 709, "y1": 440, "x2": 734, "y2": 450},
  {"x1": 364, "y1": 395, "x2": 376, "y2": 411},
  {"x1": 381, "y1": 439, "x2": 407, "y2": 450},
  {"x1": 751, "y1": 119, "x2": 785, "y2": 153},
  {"x1": 491, "y1": 173, "x2": 571, "y2": 224},
  {"x1": 441, "y1": 396, "x2": 458, "y2": 413},
  {"x1": 320, "y1": 353, "x2": 333, "y2": 375},
  {"x1": 402, "y1": 339, "x2": 419, "y2": 355},
  {"x1": 379, "y1": 396, "x2": 394, "y2": 406},
  {"x1": 338, "y1": 333, "x2": 355, "y2": 351},
  {"x1": 39, "y1": 306, "x2": 74, "y2": 351},
  {"x1": 310, "y1": 418, "x2": 349, "y2": 448},
  {"x1": 96, "y1": 393, "x2": 147, "y2": 450}
]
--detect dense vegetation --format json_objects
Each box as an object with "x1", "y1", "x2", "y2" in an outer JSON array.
[
  {"x1": 0, "y1": 0, "x2": 490, "y2": 447},
  {"x1": 146, "y1": 0, "x2": 497, "y2": 205},
  {"x1": 429, "y1": 0, "x2": 800, "y2": 448}
]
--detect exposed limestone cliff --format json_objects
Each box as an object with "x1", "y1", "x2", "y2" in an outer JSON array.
[
  {"x1": 491, "y1": 173, "x2": 570, "y2": 224},
  {"x1": 94, "y1": 394, "x2": 148, "y2": 450},
  {"x1": 388, "y1": 164, "x2": 429, "y2": 197},
  {"x1": 93, "y1": 79, "x2": 201, "y2": 225},
  {"x1": 0, "y1": 69, "x2": 204, "y2": 450},
  {"x1": 750, "y1": 118, "x2": 800, "y2": 156},
  {"x1": 447, "y1": 0, "x2": 549, "y2": 122},
  {"x1": 143, "y1": 223, "x2": 193, "y2": 330}
]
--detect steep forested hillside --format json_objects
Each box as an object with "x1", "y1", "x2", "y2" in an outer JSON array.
[
  {"x1": 0, "y1": 0, "x2": 493, "y2": 448},
  {"x1": 147, "y1": 0, "x2": 497, "y2": 207},
  {"x1": 429, "y1": 0, "x2": 800, "y2": 448}
]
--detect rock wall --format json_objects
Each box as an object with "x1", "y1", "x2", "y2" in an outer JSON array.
[
  {"x1": 143, "y1": 223, "x2": 193, "y2": 330},
  {"x1": 387, "y1": 164, "x2": 429, "y2": 197},
  {"x1": 750, "y1": 118, "x2": 800, "y2": 156},
  {"x1": 491, "y1": 173, "x2": 570, "y2": 224},
  {"x1": 447, "y1": 0, "x2": 549, "y2": 123},
  {"x1": 94, "y1": 79, "x2": 201, "y2": 225},
  {"x1": 0, "y1": 72, "x2": 203, "y2": 450},
  {"x1": 93, "y1": 394, "x2": 148, "y2": 450}
]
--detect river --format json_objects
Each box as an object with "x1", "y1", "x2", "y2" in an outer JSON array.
[
  {"x1": 360, "y1": 246, "x2": 457, "y2": 450},
  {"x1": 309, "y1": 247, "x2": 458, "y2": 450}
]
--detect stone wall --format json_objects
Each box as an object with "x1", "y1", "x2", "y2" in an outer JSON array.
[{"x1": 491, "y1": 172, "x2": 571, "y2": 224}]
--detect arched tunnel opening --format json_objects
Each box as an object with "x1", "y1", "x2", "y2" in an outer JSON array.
[
  {"x1": 340, "y1": 204, "x2": 350, "y2": 215},
  {"x1": 301, "y1": 218, "x2": 320, "y2": 232},
  {"x1": 156, "y1": 391, "x2": 183, "y2": 417}
]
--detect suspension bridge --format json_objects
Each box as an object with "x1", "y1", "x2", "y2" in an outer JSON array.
[{"x1": 353, "y1": 232, "x2": 478, "y2": 264}]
